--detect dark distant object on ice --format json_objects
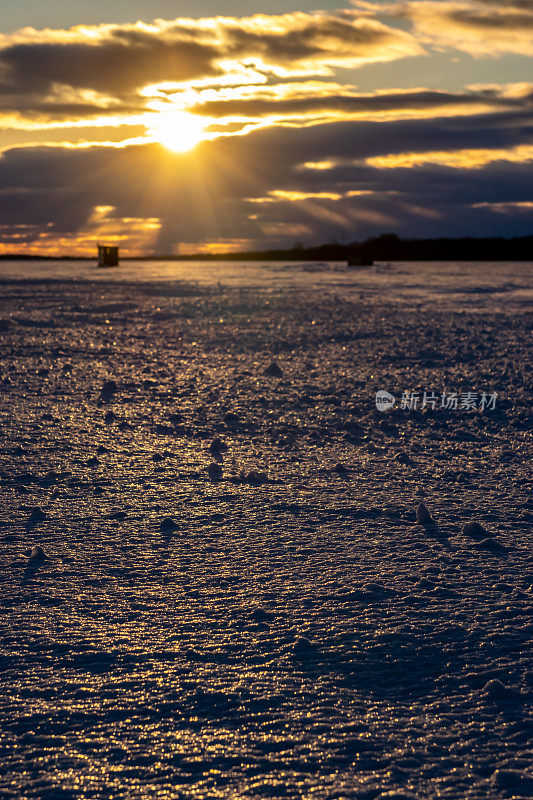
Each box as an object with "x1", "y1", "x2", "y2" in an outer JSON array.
[
  {"x1": 492, "y1": 769, "x2": 533, "y2": 792},
  {"x1": 292, "y1": 637, "x2": 317, "y2": 658},
  {"x1": 391, "y1": 451, "x2": 414, "y2": 465},
  {"x1": 104, "y1": 410, "x2": 115, "y2": 424},
  {"x1": 333, "y1": 462, "x2": 350, "y2": 475},
  {"x1": 209, "y1": 438, "x2": 228, "y2": 456},
  {"x1": 27, "y1": 506, "x2": 46, "y2": 524},
  {"x1": 347, "y1": 256, "x2": 373, "y2": 267},
  {"x1": 160, "y1": 517, "x2": 178, "y2": 533},
  {"x1": 97, "y1": 244, "x2": 119, "y2": 268},
  {"x1": 22, "y1": 542, "x2": 46, "y2": 569},
  {"x1": 207, "y1": 462, "x2": 223, "y2": 480},
  {"x1": 462, "y1": 521, "x2": 489, "y2": 538},
  {"x1": 251, "y1": 606, "x2": 274, "y2": 622},
  {"x1": 241, "y1": 470, "x2": 268, "y2": 485},
  {"x1": 416, "y1": 502, "x2": 434, "y2": 524},
  {"x1": 482, "y1": 678, "x2": 520, "y2": 700},
  {"x1": 264, "y1": 361, "x2": 283, "y2": 378},
  {"x1": 22, "y1": 545, "x2": 47, "y2": 581},
  {"x1": 28, "y1": 545, "x2": 46, "y2": 563},
  {"x1": 473, "y1": 537, "x2": 507, "y2": 553},
  {"x1": 100, "y1": 380, "x2": 117, "y2": 402}
]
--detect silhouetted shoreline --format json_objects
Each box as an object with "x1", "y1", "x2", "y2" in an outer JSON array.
[{"x1": 1, "y1": 233, "x2": 532, "y2": 262}]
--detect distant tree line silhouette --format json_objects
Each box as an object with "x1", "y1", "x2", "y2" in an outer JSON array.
[{"x1": 1, "y1": 233, "x2": 532, "y2": 261}]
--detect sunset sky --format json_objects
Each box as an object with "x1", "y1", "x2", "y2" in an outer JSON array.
[{"x1": 1, "y1": 0, "x2": 532, "y2": 255}]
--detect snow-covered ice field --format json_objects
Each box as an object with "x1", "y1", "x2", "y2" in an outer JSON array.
[{"x1": 0, "y1": 261, "x2": 531, "y2": 800}]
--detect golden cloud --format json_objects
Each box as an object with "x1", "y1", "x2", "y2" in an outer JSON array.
[
  {"x1": 367, "y1": 143, "x2": 533, "y2": 168},
  {"x1": 372, "y1": 0, "x2": 533, "y2": 56},
  {"x1": 0, "y1": 12, "x2": 422, "y2": 102},
  {"x1": 0, "y1": 204, "x2": 161, "y2": 256},
  {"x1": 0, "y1": 11, "x2": 427, "y2": 148}
]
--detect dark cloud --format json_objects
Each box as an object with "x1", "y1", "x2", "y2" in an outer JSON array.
[
  {"x1": 448, "y1": 7, "x2": 533, "y2": 29},
  {"x1": 471, "y1": 0, "x2": 533, "y2": 9},
  {"x1": 221, "y1": 15, "x2": 405, "y2": 62},
  {"x1": 0, "y1": 99, "x2": 145, "y2": 119},
  {"x1": 205, "y1": 109, "x2": 533, "y2": 166},
  {"x1": 0, "y1": 12, "x2": 419, "y2": 110},
  {"x1": 1, "y1": 5, "x2": 531, "y2": 251},
  {"x1": 191, "y1": 86, "x2": 527, "y2": 118},
  {"x1": 0, "y1": 37, "x2": 221, "y2": 97},
  {"x1": 1, "y1": 107, "x2": 532, "y2": 250},
  {"x1": 395, "y1": 0, "x2": 533, "y2": 55}
]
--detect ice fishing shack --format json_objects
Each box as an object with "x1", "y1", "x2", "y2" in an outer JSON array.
[{"x1": 97, "y1": 244, "x2": 119, "y2": 268}]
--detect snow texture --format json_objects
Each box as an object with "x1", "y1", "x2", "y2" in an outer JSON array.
[{"x1": 0, "y1": 260, "x2": 531, "y2": 799}]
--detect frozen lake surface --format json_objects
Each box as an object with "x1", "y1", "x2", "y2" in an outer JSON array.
[
  {"x1": 0, "y1": 259, "x2": 532, "y2": 309},
  {"x1": 0, "y1": 263, "x2": 531, "y2": 799}
]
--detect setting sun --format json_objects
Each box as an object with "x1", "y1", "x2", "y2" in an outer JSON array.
[
  {"x1": 150, "y1": 111, "x2": 207, "y2": 152},
  {"x1": 1, "y1": 2, "x2": 532, "y2": 798}
]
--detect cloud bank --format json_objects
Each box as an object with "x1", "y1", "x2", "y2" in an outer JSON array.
[
  {"x1": 0, "y1": 2, "x2": 532, "y2": 253},
  {"x1": 397, "y1": 0, "x2": 533, "y2": 56}
]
